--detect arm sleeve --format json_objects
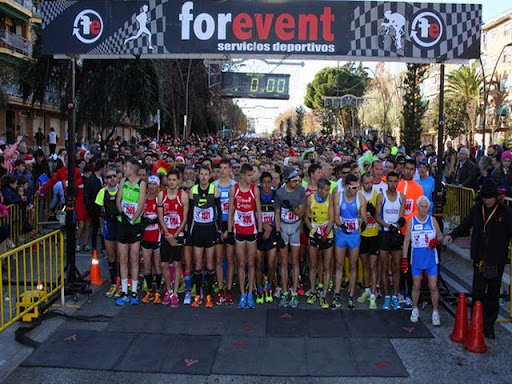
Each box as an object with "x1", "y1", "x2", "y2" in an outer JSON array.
[{"x1": 215, "y1": 197, "x2": 223, "y2": 229}]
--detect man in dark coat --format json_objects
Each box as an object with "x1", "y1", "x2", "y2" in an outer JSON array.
[
  {"x1": 444, "y1": 179, "x2": 512, "y2": 339},
  {"x1": 454, "y1": 147, "x2": 477, "y2": 190}
]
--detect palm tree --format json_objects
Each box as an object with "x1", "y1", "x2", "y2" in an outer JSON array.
[{"x1": 445, "y1": 63, "x2": 482, "y2": 145}]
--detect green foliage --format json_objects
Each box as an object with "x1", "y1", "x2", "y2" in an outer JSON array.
[
  {"x1": 286, "y1": 116, "x2": 293, "y2": 138},
  {"x1": 401, "y1": 64, "x2": 428, "y2": 152}
]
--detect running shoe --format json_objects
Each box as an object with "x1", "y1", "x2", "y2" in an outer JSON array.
[
  {"x1": 256, "y1": 292, "x2": 264, "y2": 305},
  {"x1": 289, "y1": 293, "x2": 299, "y2": 308},
  {"x1": 357, "y1": 290, "x2": 371, "y2": 303},
  {"x1": 183, "y1": 292, "x2": 192, "y2": 305},
  {"x1": 142, "y1": 280, "x2": 148, "y2": 292},
  {"x1": 215, "y1": 292, "x2": 225, "y2": 305},
  {"x1": 114, "y1": 285, "x2": 123, "y2": 298},
  {"x1": 205, "y1": 295, "x2": 213, "y2": 308},
  {"x1": 317, "y1": 287, "x2": 323, "y2": 298},
  {"x1": 178, "y1": 280, "x2": 185, "y2": 294},
  {"x1": 410, "y1": 308, "x2": 419, "y2": 323},
  {"x1": 391, "y1": 296, "x2": 401, "y2": 310},
  {"x1": 320, "y1": 297, "x2": 330, "y2": 309},
  {"x1": 141, "y1": 291, "x2": 154, "y2": 303},
  {"x1": 376, "y1": 284, "x2": 382, "y2": 298},
  {"x1": 82, "y1": 245, "x2": 92, "y2": 253},
  {"x1": 265, "y1": 289, "x2": 273, "y2": 303},
  {"x1": 191, "y1": 295, "x2": 202, "y2": 307},
  {"x1": 75, "y1": 245, "x2": 81, "y2": 252},
  {"x1": 162, "y1": 291, "x2": 171, "y2": 305},
  {"x1": 105, "y1": 284, "x2": 117, "y2": 298},
  {"x1": 115, "y1": 294, "x2": 130, "y2": 306},
  {"x1": 330, "y1": 296, "x2": 342, "y2": 310},
  {"x1": 305, "y1": 288, "x2": 312, "y2": 296},
  {"x1": 307, "y1": 293, "x2": 317, "y2": 304},
  {"x1": 357, "y1": 281, "x2": 366, "y2": 290},
  {"x1": 404, "y1": 296, "x2": 413, "y2": 310},
  {"x1": 328, "y1": 280, "x2": 334, "y2": 293},
  {"x1": 369, "y1": 295, "x2": 377, "y2": 310},
  {"x1": 297, "y1": 283, "x2": 305, "y2": 296},
  {"x1": 432, "y1": 311, "x2": 441, "y2": 326},
  {"x1": 238, "y1": 293, "x2": 247, "y2": 309},
  {"x1": 171, "y1": 293, "x2": 180, "y2": 307},
  {"x1": 153, "y1": 292, "x2": 162, "y2": 304},
  {"x1": 225, "y1": 292, "x2": 234, "y2": 305},
  {"x1": 397, "y1": 292, "x2": 406, "y2": 304},
  {"x1": 382, "y1": 296, "x2": 391, "y2": 310},
  {"x1": 247, "y1": 293, "x2": 255, "y2": 308},
  {"x1": 341, "y1": 280, "x2": 349, "y2": 290},
  {"x1": 274, "y1": 286, "x2": 283, "y2": 298},
  {"x1": 347, "y1": 297, "x2": 355, "y2": 310},
  {"x1": 279, "y1": 293, "x2": 289, "y2": 307},
  {"x1": 130, "y1": 293, "x2": 139, "y2": 305}
]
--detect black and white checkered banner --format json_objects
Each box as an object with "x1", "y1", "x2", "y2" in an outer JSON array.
[{"x1": 42, "y1": 0, "x2": 481, "y2": 62}]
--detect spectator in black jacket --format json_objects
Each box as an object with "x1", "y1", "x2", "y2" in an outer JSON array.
[
  {"x1": 84, "y1": 159, "x2": 106, "y2": 251},
  {"x1": 454, "y1": 147, "x2": 478, "y2": 190},
  {"x1": 1, "y1": 175, "x2": 21, "y2": 205},
  {"x1": 444, "y1": 179, "x2": 512, "y2": 339}
]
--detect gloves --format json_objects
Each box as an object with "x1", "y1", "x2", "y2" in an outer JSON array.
[
  {"x1": 401, "y1": 258, "x2": 409, "y2": 273},
  {"x1": 276, "y1": 231, "x2": 286, "y2": 249},
  {"x1": 428, "y1": 238, "x2": 439, "y2": 249},
  {"x1": 366, "y1": 202, "x2": 376, "y2": 217},
  {"x1": 360, "y1": 221, "x2": 367, "y2": 233},
  {"x1": 339, "y1": 223, "x2": 350, "y2": 234},
  {"x1": 397, "y1": 218, "x2": 406, "y2": 228},
  {"x1": 216, "y1": 230, "x2": 222, "y2": 242},
  {"x1": 120, "y1": 212, "x2": 132, "y2": 224},
  {"x1": 313, "y1": 230, "x2": 323, "y2": 240},
  {"x1": 281, "y1": 199, "x2": 293, "y2": 210},
  {"x1": 388, "y1": 224, "x2": 399, "y2": 234}
]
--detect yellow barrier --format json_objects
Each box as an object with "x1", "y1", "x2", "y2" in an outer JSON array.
[
  {"x1": 0, "y1": 230, "x2": 65, "y2": 332},
  {"x1": 444, "y1": 184, "x2": 476, "y2": 229}
]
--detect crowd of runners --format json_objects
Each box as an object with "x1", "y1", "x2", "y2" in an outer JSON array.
[{"x1": 6, "y1": 131, "x2": 498, "y2": 326}]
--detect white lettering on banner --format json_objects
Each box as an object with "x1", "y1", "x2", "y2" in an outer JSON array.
[
  {"x1": 73, "y1": 10, "x2": 103, "y2": 44},
  {"x1": 194, "y1": 206, "x2": 214, "y2": 224},
  {"x1": 179, "y1": 1, "x2": 335, "y2": 43}
]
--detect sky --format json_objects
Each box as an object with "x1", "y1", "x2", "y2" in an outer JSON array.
[{"x1": 233, "y1": 0, "x2": 512, "y2": 134}]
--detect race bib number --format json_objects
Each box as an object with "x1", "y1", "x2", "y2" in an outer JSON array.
[
  {"x1": 262, "y1": 211, "x2": 275, "y2": 224},
  {"x1": 405, "y1": 199, "x2": 414, "y2": 215},
  {"x1": 194, "y1": 207, "x2": 214, "y2": 224},
  {"x1": 222, "y1": 201, "x2": 229, "y2": 215},
  {"x1": 412, "y1": 233, "x2": 430, "y2": 248},
  {"x1": 122, "y1": 201, "x2": 137, "y2": 219},
  {"x1": 235, "y1": 211, "x2": 254, "y2": 227},
  {"x1": 312, "y1": 223, "x2": 328, "y2": 236},
  {"x1": 342, "y1": 218, "x2": 358, "y2": 233},
  {"x1": 281, "y1": 207, "x2": 298, "y2": 223},
  {"x1": 164, "y1": 213, "x2": 181, "y2": 229}
]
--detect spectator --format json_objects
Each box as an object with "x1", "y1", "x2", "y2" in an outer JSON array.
[
  {"x1": 491, "y1": 151, "x2": 512, "y2": 196},
  {"x1": 48, "y1": 127, "x2": 58, "y2": 155},
  {"x1": 1, "y1": 175, "x2": 21, "y2": 205},
  {"x1": 34, "y1": 128, "x2": 45, "y2": 148},
  {"x1": 10, "y1": 159, "x2": 34, "y2": 192},
  {"x1": 443, "y1": 141, "x2": 457, "y2": 184},
  {"x1": 454, "y1": 147, "x2": 477, "y2": 190}
]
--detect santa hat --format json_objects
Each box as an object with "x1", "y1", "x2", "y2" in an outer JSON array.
[
  {"x1": 332, "y1": 155, "x2": 342, "y2": 163},
  {"x1": 79, "y1": 150, "x2": 90, "y2": 159},
  {"x1": 24, "y1": 154, "x2": 35, "y2": 164},
  {"x1": 175, "y1": 153, "x2": 185, "y2": 162}
]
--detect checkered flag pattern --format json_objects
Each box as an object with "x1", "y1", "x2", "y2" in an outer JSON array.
[
  {"x1": 87, "y1": 0, "x2": 168, "y2": 55},
  {"x1": 42, "y1": 1, "x2": 76, "y2": 29},
  {"x1": 348, "y1": 1, "x2": 481, "y2": 60}
]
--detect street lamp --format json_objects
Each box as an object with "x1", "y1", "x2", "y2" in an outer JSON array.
[{"x1": 480, "y1": 41, "x2": 512, "y2": 151}]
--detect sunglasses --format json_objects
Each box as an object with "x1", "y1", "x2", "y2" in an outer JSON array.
[
  {"x1": 105, "y1": 175, "x2": 116, "y2": 179},
  {"x1": 347, "y1": 185, "x2": 359, "y2": 190}
]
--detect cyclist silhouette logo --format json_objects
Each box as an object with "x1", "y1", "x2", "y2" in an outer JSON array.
[
  {"x1": 124, "y1": 4, "x2": 154, "y2": 49},
  {"x1": 379, "y1": 10, "x2": 406, "y2": 50}
]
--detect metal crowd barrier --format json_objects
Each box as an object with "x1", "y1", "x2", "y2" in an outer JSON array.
[
  {"x1": 444, "y1": 184, "x2": 476, "y2": 230},
  {"x1": 0, "y1": 230, "x2": 65, "y2": 332}
]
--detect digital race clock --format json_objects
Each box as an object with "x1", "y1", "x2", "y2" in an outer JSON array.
[{"x1": 219, "y1": 72, "x2": 290, "y2": 100}]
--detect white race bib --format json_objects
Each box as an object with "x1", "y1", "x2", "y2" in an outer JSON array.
[
  {"x1": 194, "y1": 207, "x2": 214, "y2": 224},
  {"x1": 262, "y1": 211, "x2": 275, "y2": 224},
  {"x1": 281, "y1": 207, "x2": 298, "y2": 223},
  {"x1": 235, "y1": 210, "x2": 255, "y2": 227},
  {"x1": 164, "y1": 213, "x2": 181, "y2": 229},
  {"x1": 405, "y1": 199, "x2": 414, "y2": 215},
  {"x1": 122, "y1": 201, "x2": 137, "y2": 219},
  {"x1": 341, "y1": 218, "x2": 358, "y2": 233}
]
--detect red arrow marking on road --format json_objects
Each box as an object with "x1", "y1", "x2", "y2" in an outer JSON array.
[
  {"x1": 134, "y1": 309, "x2": 144, "y2": 314},
  {"x1": 233, "y1": 340, "x2": 247, "y2": 348},
  {"x1": 374, "y1": 362, "x2": 389, "y2": 370},
  {"x1": 64, "y1": 334, "x2": 77, "y2": 341},
  {"x1": 280, "y1": 313, "x2": 292, "y2": 319},
  {"x1": 403, "y1": 327, "x2": 415, "y2": 333},
  {"x1": 184, "y1": 359, "x2": 199, "y2": 367},
  {"x1": 243, "y1": 326, "x2": 254, "y2": 332}
]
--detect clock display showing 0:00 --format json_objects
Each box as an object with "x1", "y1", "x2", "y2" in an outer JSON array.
[{"x1": 220, "y1": 72, "x2": 290, "y2": 100}]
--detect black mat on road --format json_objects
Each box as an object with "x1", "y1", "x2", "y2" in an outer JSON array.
[
  {"x1": 384, "y1": 310, "x2": 434, "y2": 338},
  {"x1": 161, "y1": 335, "x2": 220, "y2": 375},
  {"x1": 266, "y1": 308, "x2": 307, "y2": 337},
  {"x1": 306, "y1": 310, "x2": 349, "y2": 338}
]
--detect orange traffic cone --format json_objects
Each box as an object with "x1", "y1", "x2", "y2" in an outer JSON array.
[
  {"x1": 464, "y1": 300, "x2": 487, "y2": 353},
  {"x1": 450, "y1": 293, "x2": 468, "y2": 343},
  {"x1": 90, "y1": 249, "x2": 104, "y2": 285}
]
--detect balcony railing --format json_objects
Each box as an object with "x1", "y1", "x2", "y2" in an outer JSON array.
[
  {"x1": 0, "y1": 29, "x2": 32, "y2": 56},
  {"x1": 11, "y1": 0, "x2": 34, "y2": 12}
]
